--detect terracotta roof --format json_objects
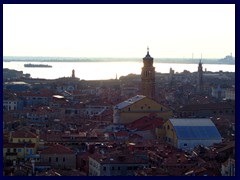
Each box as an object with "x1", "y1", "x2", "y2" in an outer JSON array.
[
  {"x1": 90, "y1": 151, "x2": 148, "y2": 164},
  {"x1": 41, "y1": 144, "x2": 75, "y2": 155},
  {"x1": 114, "y1": 131, "x2": 128, "y2": 137},
  {"x1": 16, "y1": 91, "x2": 52, "y2": 97},
  {"x1": 4, "y1": 143, "x2": 35, "y2": 148},
  {"x1": 179, "y1": 102, "x2": 234, "y2": 111},
  {"x1": 216, "y1": 141, "x2": 235, "y2": 153},
  {"x1": 12, "y1": 131, "x2": 37, "y2": 138},
  {"x1": 129, "y1": 133, "x2": 143, "y2": 139},
  {"x1": 127, "y1": 116, "x2": 164, "y2": 131}
]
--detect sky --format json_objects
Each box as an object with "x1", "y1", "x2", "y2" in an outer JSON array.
[{"x1": 3, "y1": 4, "x2": 235, "y2": 59}]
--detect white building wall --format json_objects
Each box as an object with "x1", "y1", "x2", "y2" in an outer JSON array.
[
  {"x1": 177, "y1": 139, "x2": 222, "y2": 150},
  {"x1": 3, "y1": 100, "x2": 18, "y2": 111},
  {"x1": 225, "y1": 89, "x2": 235, "y2": 100},
  {"x1": 89, "y1": 158, "x2": 101, "y2": 176}
]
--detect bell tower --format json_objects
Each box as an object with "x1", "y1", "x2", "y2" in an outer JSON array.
[
  {"x1": 72, "y1": 69, "x2": 75, "y2": 78},
  {"x1": 141, "y1": 47, "x2": 155, "y2": 99},
  {"x1": 197, "y1": 60, "x2": 203, "y2": 94}
]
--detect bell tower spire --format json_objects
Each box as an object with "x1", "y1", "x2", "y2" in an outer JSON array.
[{"x1": 141, "y1": 47, "x2": 155, "y2": 99}]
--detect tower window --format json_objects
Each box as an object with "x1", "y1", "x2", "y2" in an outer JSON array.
[{"x1": 128, "y1": 108, "x2": 130, "y2": 111}]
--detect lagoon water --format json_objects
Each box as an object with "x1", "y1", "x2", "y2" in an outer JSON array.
[{"x1": 3, "y1": 61, "x2": 235, "y2": 80}]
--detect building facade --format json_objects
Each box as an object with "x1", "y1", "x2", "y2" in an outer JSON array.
[
  {"x1": 113, "y1": 95, "x2": 173, "y2": 125},
  {"x1": 211, "y1": 85, "x2": 226, "y2": 99},
  {"x1": 225, "y1": 88, "x2": 235, "y2": 100},
  {"x1": 40, "y1": 144, "x2": 76, "y2": 169},
  {"x1": 163, "y1": 118, "x2": 222, "y2": 150},
  {"x1": 89, "y1": 152, "x2": 149, "y2": 176}
]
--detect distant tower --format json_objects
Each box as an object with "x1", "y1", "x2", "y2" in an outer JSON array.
[
  {"x1": 169, "y1": 67, "x2": 174, "y2": 85},
  {"x1": 72, "y1": 69, "x2": 75, "y2": 78},
  {"x1": 197, "y1": 60, "x2": 203, "y2": 93},
  {"x1": 141, "y1": 47, "x2": 155, "y2": 99}
]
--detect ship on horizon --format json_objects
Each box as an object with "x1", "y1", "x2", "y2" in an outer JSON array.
[
  {"x1": 218, "y1": 53, "x2": 235, "y2": 64},
  {"x1": 24, "y1": 63, "x2": 52, "y2": 68}
]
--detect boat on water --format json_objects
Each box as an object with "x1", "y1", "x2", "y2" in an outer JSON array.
[
  {"x1": 218, "y1": 53, "x2": 235, "y2": 64},
  {"x1": 24, "y1": 63, "x2": 52, "y2": 68}
]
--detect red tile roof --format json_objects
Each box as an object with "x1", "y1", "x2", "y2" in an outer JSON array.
[
  {"x1": 41, "y1": 144, "x2": 75, "y2": 155},
  {"x1": 114, "y1": 131, "x2": 128, "y2": 137},
  {"x1": 179, "y1": 102, "x2": 234, "y2": 111},
  {"x1": 4, "y1": 143, "x2": 35, "y2": 148},
  {"x1": 127, "y1": 116, "x2": 164, "y2": 131},
  {"x1": 12, "y1": 131, "x2": 38, "y2": 138}
]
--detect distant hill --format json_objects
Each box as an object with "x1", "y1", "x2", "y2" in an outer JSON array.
[{"x1": 3, "y1": 56, "x2": 235, "y2": 65}]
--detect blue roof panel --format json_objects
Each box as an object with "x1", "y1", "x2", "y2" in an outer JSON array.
[{"x1": 174, "y1": 126, "x2": 222, "y2": 140}]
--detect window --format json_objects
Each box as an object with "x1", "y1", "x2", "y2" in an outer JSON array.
[
  {"x1": 18, "y1": 149, "x2": 22, "y2": 152},
  {"x1": 184, "y1": 143, "x2": 187, "y2": 146},
  {"x1": 7, "y1": 149, "x2": 10, "y2": 153},
  {"x1": 141, "y1": 106, "x2": 143, "y2": 109},
  {"x1": 118, "y1": 167, "x2": 120, "y2": 170},
  {"x1": 127, "y1": 166, "x2": 132, "y2": 170},
  {"x1": 13, "y1": 149, "x2": 17, "y2": 153},
  {"x1": 112, "y1": 166, "x2": 115, "y2": 170},
  {"x1": 49, "y1": 157, "x2": 51, "y2": 162},
  {"x1": 63, "y1": 157, "x2": 65, "y2": 162},
  {"x1": 56, "y1": 157, "x2": 58, "y2": 162},
  {"x1": 167, "y1": 125, "x2": 170, "y2": 130},
  {"x1": 103, "y1": 166, "x2": 106, "y2": 171},
  {"x1": 160, "y1": 107, "x2": 163, "y2": 111},
  {"x1": 128, "y1": 107, "x2": 130, "y2": 111}
]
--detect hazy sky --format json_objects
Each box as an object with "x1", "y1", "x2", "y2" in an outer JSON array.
[{"x1": 3, "y1": 4, "x2": 235, "y2": 58}]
